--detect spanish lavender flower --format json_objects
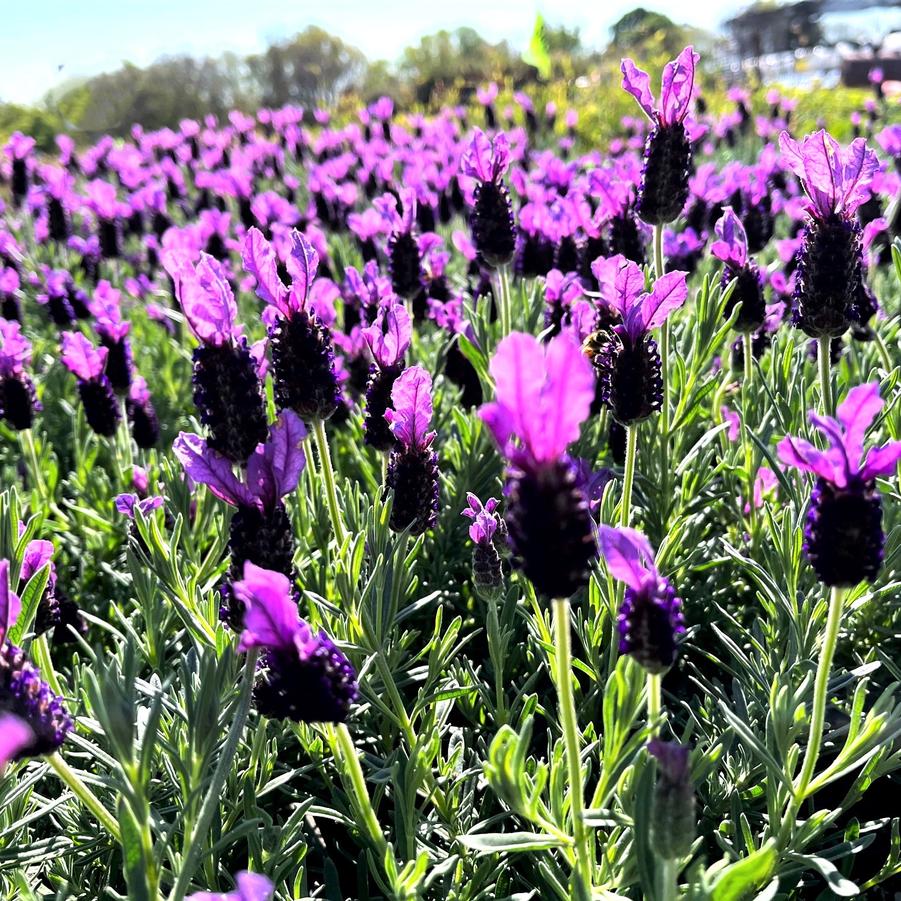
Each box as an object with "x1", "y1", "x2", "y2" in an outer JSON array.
[
  {"x1": 599, "y1": 526, "x2": 685, "y2": 674},
  {"x1": 233, "y1": 563, "x2": 358, "y2": 723},
  {"x1": 174, "y1": 411, "x2": 306, "y2": 628},
  {"x1": 377, "y1": 190, "x2": 423, "y2": 300},
  {"x1": 85, "y1": 180, "x2": 122, "y2": 259},
  {"x1": 462, "y1": 493, "x2": 507, "y2": 601},
  {"x1": 711, "y1": 208, "x2": 766, "y2": 332},
  {"x1": 126, "y1": 376, "x2": 159, "y2": 449},
  {"x1": 0, "y1": 320, "x2": 37, "y2": 431},
  {"x1": 622, "y1": 47, "x2": 699, "y2": 225},
  {"x1": 480, "y1": 333, "x2": 597, "y2": 598},
  {"x1": 384, "y1": 366, "x2": 440, "y2": 535},
  {"x1": 60, "y1": 332, "x2": 120, "y2": 437},
  {"x1": 779, "y1": 131, "x2": 879, "y2": 338},
  {"x1": 0, "y1": 268, "x2": 20, "y2": 321},
  {"x1": 164, "y1": 250, "x2": 268, "y2": 462},
  {"x1": 0, "y1": 561, "x2": 72, "y2": 756},
  {"x1": 0, "y1": 714, "x2": 34, "y2": 770},
  {"x1": 462, "y1": 129, "x2": 516, "y2": 269},
  {"x1": 648, "y1": 739, "x2": 696, "y2": 859},
  {"x1": 777, "y1": 382, "x2": 901, "y2": 586},
  {"x1": 362, "y1": 296, "x2": 411, "y2": 450},
  {"x1": 5, "y1": 134, "x2": 34, "y2": 209},
  {"x1": 90, "y1": 281, "x2": 132, "y2": 393},
  {"x1": 243, "y1": 227, "x2": 341, "y2": 422},
  {"x1": 186, "y1": 870, "x2": 274, "y2": 901},
  {"x1": 584, "y1": 257, "x2": 687, "y2": 425}
]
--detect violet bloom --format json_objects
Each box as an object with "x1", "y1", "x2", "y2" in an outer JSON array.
[
  {"x1": 383, "y1": 366, "x2": 440, "y2": 535},
  {"x1": 461, "y1": 129, "x2": 516, "y2": 269},
  {"x1": 233, "y1": 563, "x2": 358, "y2": 723},
  {"x1": 175, "y1": 411, "x2": 306, "y2": 628},
  {"x1": 622, "y1": 46, "x2": 699, "y2": 225},
  {"x1": 777, "y1": 382, "x2": 901, "y2": 586},
  {"x1": 0, "y1": 320, "x2": 37, "y2": 430},
  {"x1": 585, "y1": 257, "x2": 688, "y2": 425},
  {"x1": 127, "y1": 375, "x2": 159, "y2": 449},
  {"x1": 462, "y1": 493, "x2": 507, "y2": 601},
  {"x1": 377, "y1": 189, "x2": 422, "y2": 300},
  {"x1": 599, "y1": 526, "x2": 685, "y2": 674},
  {"x1": 242, "y1": 227, "x2": 341, "y2": 422},
  {"x1": 480, "y1": 332, "x2": 597, "y2": 599},
  {"x1": 711, "y1": 208, "x2": 765, "y2": 332},
  {"x1": 361, "y1": 296, "x2": 411, "y2": 450},
  {"x1": 0, "y1": 715, "x2": 34, "y2": 772},
  {"x1": 186, "y1": 871, "x2": 274, "y2": 901},
  {"x1": 163, "y1": 250, "x2": 268, "y2": 463},
  {"x1": 60, "y1": 332, "x2": 119, "y2": 437},
  {"x1": 778, "y1": 130, "x2": 879, "y2": 338},
  {"x1": 0, "y1": 560, "x2": 72, "y2": 757},
  {"x1": 90, "y1": 280, "x2": 132, "y2": 393}
]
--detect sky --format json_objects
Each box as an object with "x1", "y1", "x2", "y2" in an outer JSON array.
[{"x1": 0, "y1": 0, "x2": 748, "y2": 104}]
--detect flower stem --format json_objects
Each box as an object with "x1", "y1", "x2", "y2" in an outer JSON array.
[
  {"x1": 330, "y1": 722, "x2": 390, "y2": 859},
  {"x1": 817, "y1": 336, "x2": 833, "y2": 416},
  {"x1": 742, "y1": 331, "x2": 757, "y2": 535},
  {"x1": 653, "y1": 224, "x2": 670, "y2": 441},
  {"x1": 47, "y1": 752, "x2": 122, "y2": 843},
  {"x1": 619, "y1": 424, "x2": 639, "y2": 528},
  {"x1": 552, "y1": 597, "x2": 593, "y2": 896},
  {"x1": 778, "y1": 586, "x2": 845, "y2": 847},
  {"x1": 495, "y1": 265, "x2": 512, "y2": 337},
  {"x1": 168, "y1": 649, "x2": 258, "y2": 901},
  {"x1": 312, "y1": 418, "x2": 347, "y2": 547},
  {"x1": 647, "y1": 671, "x2": 663, "y2": 730},
  {"x1": 659, "y1": 857, "x2": 678, "y2": 901}
]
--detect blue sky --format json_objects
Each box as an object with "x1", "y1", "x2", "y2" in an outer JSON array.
[{"x1": 1, "y1": 0, "x2": 745, "y2": 104}]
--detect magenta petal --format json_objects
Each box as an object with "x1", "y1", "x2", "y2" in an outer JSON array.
[
  {"x1": 597, "y1": 255, "x2": 645, "y2": 318},
  {"x1": 621, "y1": 59, "x2": 655, "y2": 120},
  {"x1": 362, "y1": 298, "x2": 412, "y2": 368},
  {"x1": 836, "y1": 382, "x2": 882, "y2": 465},
  {"x1": 486, "y1": 333, "x2": 546, "y2": 456},
  {"x1": 172, "y1": 432, "x2": 249, "y2": 507},
  {"x1": 261, "y1": 410, "x2": 307, "y2": 501},
  {"x1": 659, "y1": 46, "x2": 699, "y2": 126},
  {"x1": 535, "y1": 333, "x2": 595, "y2": 462},
  {"x1": 598, "y1": 526, "x2": 656, "y2": 592},
  {"x1": 21, "y1": 540, "x2": 53, "y2": 583},
  {"x1": 235, "y1": 872, "x2": 275, "y2": 901},
  {"x1": 840, "y1": 138, "x2": 879, "y2": 214},
  {"x1": 641, "y1": 271, "x2": 688, "y2": 332},
  {"x1": 776, "y1": 435, "x2": 836, "y2": 482},
  {"x1": 61, "y1": 332, "x2": 108, "y2": 381},
  {"x1": 479, "y1": 402, "x2": 516, "y2": 457},
  {"x1": 234, "y1": 563, "x2": 300, "y2": 651},
  {"x1": 710, "y1": 208, "x2": 748, "y2": 270},
  {"x1": 385, "y1": 365, "x2": 434, "y2": 449},
  {"x1": 241, "y1": 227, "x2": 288, "y2": 314},
  {"x1": 491, "y1": 133, "x2": 512, "y2": 180},
  {"x1": 0, "y1": 561, "x2": 21, "y2": 646},
  {"x1": 861, "y1": 441, "x2": 901, "y2": 481},
  {"x1": 461, "y1": 128, "x2": 494, "y2": 182},
  {"x1": 0, "y1": 714, "x2": 33, "y2": 770},
  {"x1": 285, "y1": 230, "x2": 319, "y2": 313}
]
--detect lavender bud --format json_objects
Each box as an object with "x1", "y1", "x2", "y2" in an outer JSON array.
[
  {"x1": 387, "y1": 231, "x2": 423, "y2": 300},
  {"x1": 385, "y1": 446, "x2": 440, "y2": 535},
  {"x1": 0, "y1": 374, "x2": 36, "y2": 431},
  {"x1": 649, "y1": 740, "x2": 696, "y2": 859},
  {"x1": 636, "y1": 123, "x2": 692, "y2": 226},
  {"x1": 588, "y1": 329, "x2": 663, "y2": 426},
  {"x1": 78, "y1": 376, "x2": 120, "y2": 437},
  {"x1": 471, "y1": 181, "x2": 516, "y2": 269},
  {"x1": 723, "y1": 262, "x2": 766, "y2": 332},
  {"x1": 364, "y1": 363, "x2": 402, "y2": 451}
]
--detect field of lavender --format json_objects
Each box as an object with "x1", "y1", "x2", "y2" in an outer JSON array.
[{"x1": 0, "y1": 45, "x2": 899, "y2": 900}]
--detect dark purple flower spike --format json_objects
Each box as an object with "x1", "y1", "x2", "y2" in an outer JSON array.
[
  {"x1": 60, "y1": 332, "x2": 120, "y2": 437},
  {"x1": 779, "y1": 130, "x2": 879, "y2": 339},
  {"x1": 462, "y1": 129, "x2": 516, "y2": 269},
  {"x1": 243, "y1": 228, "x2": 341, "y2": 422},
  {"x1": 164, "y1": 249, "x2": 268, "y2": 463},
  {"x1": 599, "y1": 526, "x2": 685, "y2": 674},
  {"x1": 480, "y1": 332, "x2": 597, "y2": 598},
  {"x1": 232, "y1": 563, "x2": 358, "y2": 723},
  {"x1": 384, "y1": 366, "x2": 440, "y2": 535},
  {"x1": 622, "y1": 46, "x2": 699, "y2": 225},
  {"x1": 462, "y1": 493, "x2": 507, "y2": 601},
  {"x1": 585, "y1": 256, "x2": 687, "y2": 425},
  {"x1": 778, "y1": 382, "x2": 901, "y2": 586},
  {"x1": 711, "y1": 208, "x2": 766, "y2": 332},
  {"x1": 0, "y1": 320, "x2": 37, "y2": 430}
]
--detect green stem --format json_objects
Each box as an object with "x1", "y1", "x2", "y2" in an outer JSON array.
[
  {"x1": 331, "y1": 723, "x2": 390, "y2": 859},
  {"x1": 486, "y1": 593, "x2": 507, "y2": 724},
  {"x1": 653, "y1": 225, "x2": 670, "y2": 442},
  {"x1": 552, "y1": 597, "x2": 593, "y2": 896},
  {"x1": 33, "y1": 633, "x2": 64, "y2": 698},
  {"x1": 168, "y1": 650, "x2": 258, "y2": 901},
  {"x1": 817, "y1": 336, "x2": 833, "y2": 416},
  {"x1": 619, "y1": 424, "x2": 639, "y2": 528},
  {"x1": 47, "y1": 752, "x2": 122, "y2": 843},
  {"x1": 742, "y1": 332, "x2": 757, "y2": 535},
  {"x1": 312, "y1": 418, "x2": 347, "y2": 547},
  {"x1": 659, "y1": 857, "x2": 678, "y2": 901},
  {"x1": 495, "y1": 265, "x2": 512, "y2": 337},
  {"x1": 647, "y1": 671, "x2": 662, "y2": 730},
  {"x1": 778, "y1": 586, "x2": 845, "y2": 847}
]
